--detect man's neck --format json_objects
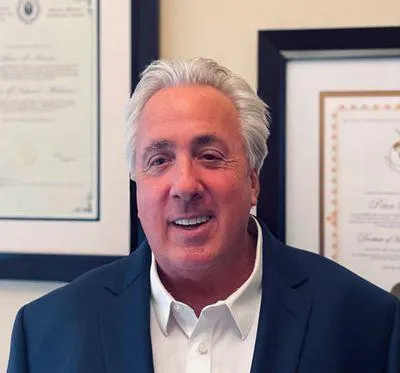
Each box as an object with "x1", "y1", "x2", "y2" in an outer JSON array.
[{"x1": 157, "y1": 235, "x2": 257, "y2": 317}]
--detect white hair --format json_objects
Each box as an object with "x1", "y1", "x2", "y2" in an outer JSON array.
[{"x1": 126, "y1": 57, "x2": 270, "y2": 180}]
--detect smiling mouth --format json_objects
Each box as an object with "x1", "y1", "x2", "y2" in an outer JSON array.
[{"x1": 172, "y1": 216, "x2": 211, "y2": 229}]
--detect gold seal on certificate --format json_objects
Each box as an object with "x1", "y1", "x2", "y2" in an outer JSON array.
[
  {"x1": 385, "y1": 135, "x2": 400, "y2": 174},
  {"x1": 0, "y1": 0, "x2": 99, "y2": 220},
  {"x1": 320, "y1": 91, "x2": 400, "y2": 293}
]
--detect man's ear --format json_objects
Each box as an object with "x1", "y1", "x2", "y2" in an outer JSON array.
[{"x1": 249, "y1": 168, "x2": 260, "y2": 206}]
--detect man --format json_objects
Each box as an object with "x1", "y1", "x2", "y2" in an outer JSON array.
[{"x1": 8, "y1": 58, "x2": 400, "y2": 373}]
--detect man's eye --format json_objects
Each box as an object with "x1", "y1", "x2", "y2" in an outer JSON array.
[
  {"x1": 149, "y1": 156, "x2": 168, "y2": 167},
  {"x1": 200, "y1": 152, "x2": 223, "y2": 161}
]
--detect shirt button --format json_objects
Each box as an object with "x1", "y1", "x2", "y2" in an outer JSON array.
[
  {"x1": 173, "y1": 304, "x2": 181, "y2": 312},
  {"x1": 196, "y1": 342, "x2": 208, "y2": 355}
]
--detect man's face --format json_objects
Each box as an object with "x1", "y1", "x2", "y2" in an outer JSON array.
[{"x1": 135, "y1": 85, "x2": 259, "y2": 276}]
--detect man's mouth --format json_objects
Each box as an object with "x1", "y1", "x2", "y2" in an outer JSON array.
[{"x1": 172, "y1": 216, "x2": 211, "y2": 228}]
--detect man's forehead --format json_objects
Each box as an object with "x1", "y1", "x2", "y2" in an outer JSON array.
[
  {"x1": 140, "y1": 84, "x2": 237, "y2": 121},
  {"x1": 136, "y1": 84, "x2": 242, "y2": 157},
  {"x1": 147, "y1": 84, "x2": 228, "y2": 101}
]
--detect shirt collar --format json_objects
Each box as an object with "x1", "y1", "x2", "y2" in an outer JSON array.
[
  {"x1": 225, "y1": 216, "x2": 263, "y2": 339},
  {"x1": 150, "y1": 255, "x2": 174, "y2": 336},
  {"x1": 150, "y1": 215, "x2": 263, "y2": 340}
]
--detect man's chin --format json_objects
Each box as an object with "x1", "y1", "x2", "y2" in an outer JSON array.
[{"x1": 165, "y1": 249, "x2": 222, "y2": 273}]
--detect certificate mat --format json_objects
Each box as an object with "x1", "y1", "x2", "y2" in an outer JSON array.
[
  {"x1": 320, "y1": 92, "x2": 400, "y2": 292},
  {"x1": 0, "y1": 0, "x2": 130, "y2": 256}
]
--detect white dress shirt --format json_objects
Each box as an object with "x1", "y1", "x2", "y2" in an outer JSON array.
[{"x1": 150, "y1": 217, "x2": 263, "y2": 373}]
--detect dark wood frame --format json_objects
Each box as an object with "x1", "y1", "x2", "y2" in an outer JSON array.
[
  {"x1": 0, "y1": 0, "x2": 159, "y2": 282},
  {"x1": 257, "y1": 26, "x2": 400, "y2": 243}
]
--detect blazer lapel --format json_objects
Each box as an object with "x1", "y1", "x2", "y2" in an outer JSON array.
[
  {"x1": 98, "y1": 243, "x2": 154, "y2": 373},
  {"x1": 251, "y1": 224, "x2": 312, "y2": 373}
]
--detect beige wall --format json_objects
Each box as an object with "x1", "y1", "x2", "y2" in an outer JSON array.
[
  {"x1": 160, "y1": 0, "x2": 399, "y2": 89},
  {"x1": 1, "y1": 0, "x2": 399, "y2": 371}
]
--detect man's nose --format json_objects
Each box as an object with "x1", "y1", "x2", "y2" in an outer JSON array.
[{"x1": 169, "y1": 158, "x2": 203, "y2": 202}]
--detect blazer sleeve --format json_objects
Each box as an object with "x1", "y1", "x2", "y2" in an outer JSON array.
[
  {"x1": 7, "y1": 307, "x2": 29, "y2": 373},
  {"x1": 386, "y1": 298, "x2": 400, "y2": 373}
]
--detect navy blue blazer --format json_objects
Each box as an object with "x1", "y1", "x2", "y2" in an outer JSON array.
[{"x1": 8, "y1": 222, "x2": 400, "y2": 373}]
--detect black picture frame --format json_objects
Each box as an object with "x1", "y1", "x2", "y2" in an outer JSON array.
[
  {"x1": 257, "y1": 26, "x2": 400, "y2": 243},
  {"x1": 0, "y1": 0, "x2": 159, "y2": 282}
]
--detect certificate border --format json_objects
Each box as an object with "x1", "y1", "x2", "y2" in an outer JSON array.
[
  {"x1": 319, "y1": 90, "x2": 400, "y2": 258},
  {"x1": 257, "y1": 26, "x2": 400, "y2": 243},
  {"x1": 0, "y1": 0, "x2": 159, "y2": 282}
]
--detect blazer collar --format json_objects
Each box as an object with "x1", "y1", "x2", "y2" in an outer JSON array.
[{"x1": 251, "y1": 220, "x2": 312, "y2": 373}]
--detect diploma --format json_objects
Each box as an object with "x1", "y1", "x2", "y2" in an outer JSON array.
[
  {"x1": 321, "y1": 91, "x2": 400, "y2": 293},
  {"x1": 0, "y1": 0, "x2": 99, "y2": 219}
]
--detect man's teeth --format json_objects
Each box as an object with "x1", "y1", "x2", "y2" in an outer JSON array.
[{"x1": 174, "y1": 216, "x2": 211, "y2": 226}]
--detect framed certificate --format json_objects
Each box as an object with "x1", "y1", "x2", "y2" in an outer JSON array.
[
  {"x1": 0, "y1": 0, "x2": 159, "y2": 281},
  {"x1": 1, "y1": 0, "x2": 100, "y2": 221},
  {"x1": 321, "y1": 91, "x2": 400, "y2": 291},
  {"x1": 258, "y1": 27, "x2": 400, "y2": 293}
]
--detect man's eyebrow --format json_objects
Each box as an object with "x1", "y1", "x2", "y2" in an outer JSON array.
[
  {"x1": 192, "y1": 134, "x2": 228, "y2": 149},
  {"x1": 141, "y1": 139, "x2": 174, "y2": 159}
]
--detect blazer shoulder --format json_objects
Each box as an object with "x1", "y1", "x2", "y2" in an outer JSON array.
[
  {"x1": 24, "y1": 242, "x2": 151, "y2": 315},
  {"x1": 291, "y1": 245, "x2": 397, "y2": 307},
  {"x1": 262, "y1": 221, "x2": 395, "y2": 305}
]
